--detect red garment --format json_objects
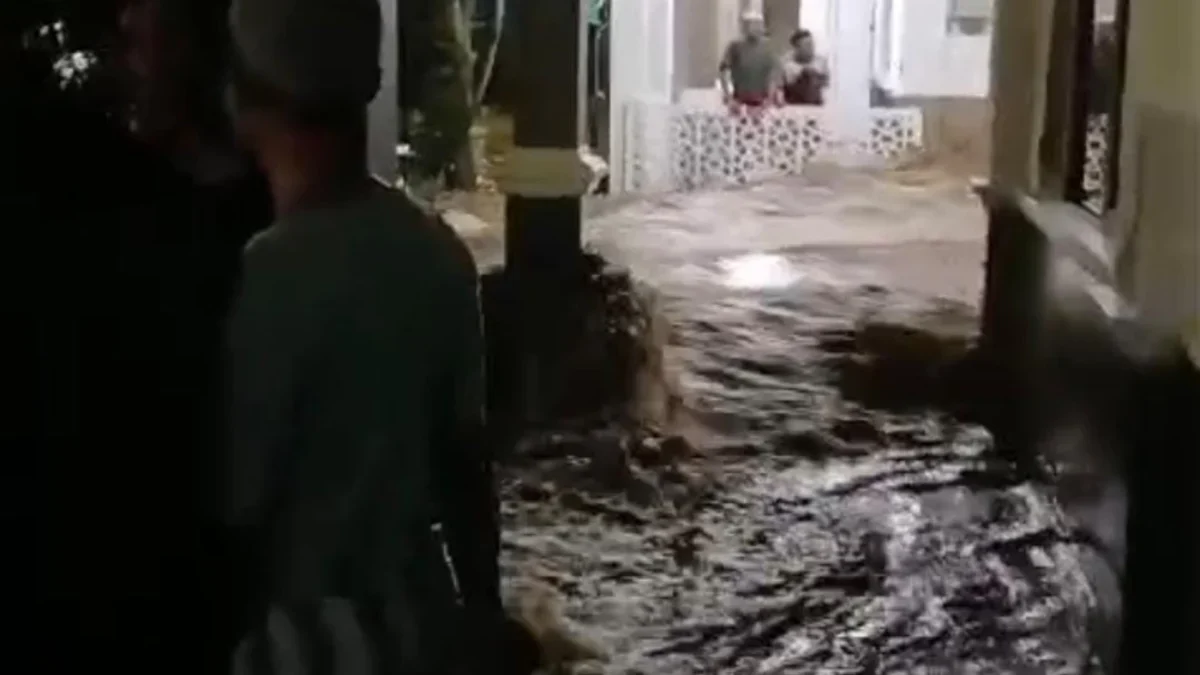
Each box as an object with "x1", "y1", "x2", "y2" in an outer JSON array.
[{"x1": 733, "y1": 93, "x2": 770, "y2": 107}]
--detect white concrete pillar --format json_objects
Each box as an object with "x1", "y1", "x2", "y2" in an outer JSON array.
[
  {"x1": 799, "y1": 0, "x2": 830, "y2": 52},
  {"x1": 645, "y1": 0, "x2": 675, "y2": 100},
  {"x1": 368, "y1": 0, "x2": 398, "y2": 183},
  {"x1": 826, "y1": 0, "x2": 875, "y2": 158},
  {"x1": 608, "y1": 0, "x2": 644, "y2": 191},
  {"x1": 608, "y1": 0, "x2": 678, "y2": 192}
]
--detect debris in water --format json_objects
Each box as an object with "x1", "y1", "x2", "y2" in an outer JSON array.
[{"x1": 506, "y1": 579, "x2": 609, "y2": 671}]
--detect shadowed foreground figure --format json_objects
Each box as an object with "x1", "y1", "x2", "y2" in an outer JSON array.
[
  {"x1": 117, "y1": 0, "x2": 274, "y2": 670},
  {"x1": 221, "y1": 0, "x2": 506, "y2": 672},
  {"x1": 5, "y1": 1, "x2": 269, "y2": 670}
]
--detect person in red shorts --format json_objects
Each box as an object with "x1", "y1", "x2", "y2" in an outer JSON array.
[{"x1": 718, "y1": 9, "x2": 783, "y2": 114}]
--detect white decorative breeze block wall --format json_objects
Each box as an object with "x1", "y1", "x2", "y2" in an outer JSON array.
[
  {"x1": 619, "y1": 100, "x2": 924, "y2": 193},
  {"x1": 1083, "y1": 114, "x2": 1110, "y2": 214}
]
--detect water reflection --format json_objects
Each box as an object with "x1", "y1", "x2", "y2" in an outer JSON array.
[{"x1": 718, "y1": 253, "x2": 802, "y2": 290}]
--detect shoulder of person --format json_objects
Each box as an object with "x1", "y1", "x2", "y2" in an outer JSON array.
[
  {"x1": 388, "y1": 187, "x2": 480, "y2": 282},
  {"x1": 239, "y1": 210, "x2": 320, "y2": 277},
  {"x1": 428, "y1": 212, "x2": 481, "y2": 285},
  {"x1": 241, "y1": 225, "x2": 291, "y2": 271}
]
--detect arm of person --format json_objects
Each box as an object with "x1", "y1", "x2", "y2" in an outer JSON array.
[
  {"x1": 430, "y1": 241, "x2": 502, "y2": 617},
  {"x1": 717, "y1": 42, "x2": 736, "y2": 98},
  {"x1": 769, "y1": 58, "x2": 786, "y2": 105},
  {"x1": 780, "y1": 57, "x2": 801, "y2": 84},
  {"x1": 807, "y1": 55, "x2": 831, "y2": 87}
]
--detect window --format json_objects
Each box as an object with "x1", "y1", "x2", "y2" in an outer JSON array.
[{"x1": 946, "y1": 0, "x2": 994, "y2": 36}]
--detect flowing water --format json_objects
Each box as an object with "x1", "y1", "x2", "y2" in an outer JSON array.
[{"x1": 489, "y1": 170, "x2": 1117, "y2": 674}]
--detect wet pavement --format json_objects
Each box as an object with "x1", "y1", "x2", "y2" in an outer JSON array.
[{"x1": 487, "y1": 168, "x2": 1114, "y2": 674}]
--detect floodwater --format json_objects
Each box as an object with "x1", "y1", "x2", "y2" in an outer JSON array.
[{"x1": 490, "y1": 169, "x2": 1116, "y2": 674}]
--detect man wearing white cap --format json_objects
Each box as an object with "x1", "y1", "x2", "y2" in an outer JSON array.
[
  {"x1": 222, "y1": 0, "x2": 502, "y2": 672},
  {"x1": 718, "y1": 9, "x2": 782, "y2": 112}
]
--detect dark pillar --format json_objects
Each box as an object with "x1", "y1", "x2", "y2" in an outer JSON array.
[
  {"x1": 1120, "y1": 350, "x2": 1200, "y2": 674},
  {"x1": 488, "y1": 0, "x2": 606, "y2": 439},
  {"x1": 502, "y1": 0, "x2": 589, "y2": 276},
  {"x1": 976, "y1": 186, "x2": 1051, "y2": 465}
]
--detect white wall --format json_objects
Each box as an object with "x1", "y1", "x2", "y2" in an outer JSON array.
[
  {"x1": 827, "y1": 0, "x2": 873, "y2": 130},
  {"x1": 800, "y1": 0, "x2": 831, "y2": 53},
  {"x1": 715, "y1": 0, "x2": 742, "y2": 67},
  {"x1": 368, "y1": 0, "x2": 398, "y2": 182},
  {"x1": 801, "y1": 0, "x2": 875, "y2": 108},
  {"x1": 674, "y1": 0, "x2": 719, "y2": 92},
  {"x1": 887, "y1": 0, "x2": 992, "y2": 99},
  {"x1": 609, "y1": 0, "x2": 677, "y2": 190},
  {"x1": 1112, "y1": 0, "x2": 1200, "y2": 363},
  {"x1": 611, "y1": 0, "x2": 674, "y2": 103}
]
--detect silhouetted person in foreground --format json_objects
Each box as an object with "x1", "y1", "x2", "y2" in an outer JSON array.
[
  {"x1": 3, "y1": 12, "x2": 166, "y2": 668},
  {"x1": 6, "y1": 1, "x2": 267, "y2": 671},
  {"x1": 117, "y1": 0, "x2": 273, "y2": 670},
  {"x1": 221, "y1": 0, "x2": 501, "y2": 672}
]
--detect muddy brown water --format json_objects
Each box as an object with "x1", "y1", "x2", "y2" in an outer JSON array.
[{"x1": 492, "y1": 172, "x2": 1118, "y2": 674}]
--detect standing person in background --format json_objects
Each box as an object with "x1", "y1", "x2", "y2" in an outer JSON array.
[
  {"x1": 781, "y1": 29, "x2": 829, "y2": 106},
  {"x1": 222, "y1": 0, "x2": 504, "y2": 671},
  {"x1": 718, "y1": 9, "x2": 782, "y2": 113}
]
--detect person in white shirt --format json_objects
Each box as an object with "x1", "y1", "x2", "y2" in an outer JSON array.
[{"x1": 780, "y1": 28, "x2": 829, "y2": 106}]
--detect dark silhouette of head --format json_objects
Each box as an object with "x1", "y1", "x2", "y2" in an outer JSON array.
[
  {"x1": 225, "y1": 0, "x2": 381, "y2": 212},
  {"x1": 118, "y1": 0, "x2": 234, "y2": 146},
  {"x1": 790, "y1": 28, "x2": 816, "y2": 61}
]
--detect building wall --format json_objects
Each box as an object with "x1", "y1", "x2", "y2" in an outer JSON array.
[
  {"x1": 990, "y1": 0, "x2": 1200, "y2": 329},
  {"x1": 674, "y1": 0, "x2": 719, "y2": 92},
  {"x1": 985, "y1": 1, "x2": 1199, "y2": 668},
  {"x1": 988, "y1": 0, "x2": 1054, "y2": 191},
  {"x1": 988, "y1": 0, "x2": 1199, "y2": 363},
  {"x1": 886, "y1": 0, "x2": 992, "y2": 99},
  {"x1": 987, "y1": 0, "x2": 1199, "y2": 410},
  {"x1": 895, "y1": 96, "x2": 993, "y2": 175},
  {"x1": 715, "y1": 0, "x2": 741, "y2": 67},
  {"x1": 764, "y1": 0, "x2": 801, "y2": 53},
  {"x1": 799, "y1": 0, "x2": 829, "y2": 53},
  {"x1": 1109, "y1": 4, "x2": 1200, "y2": 666},
  {"x1": 1112, "y1": 0, "x2": 1200, "y2": 363}
]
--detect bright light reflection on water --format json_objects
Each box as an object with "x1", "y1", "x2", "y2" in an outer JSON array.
[{"x1": 718, "y1": 253, "x2": 801, "y2": 290}]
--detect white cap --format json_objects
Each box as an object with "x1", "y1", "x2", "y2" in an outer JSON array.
[
  {"x1": 741, "y1": 8, "x2": 765, "y2": 21},
  {"x1": 229, "y1": 0, "x2": 382, "y2": 106}
]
